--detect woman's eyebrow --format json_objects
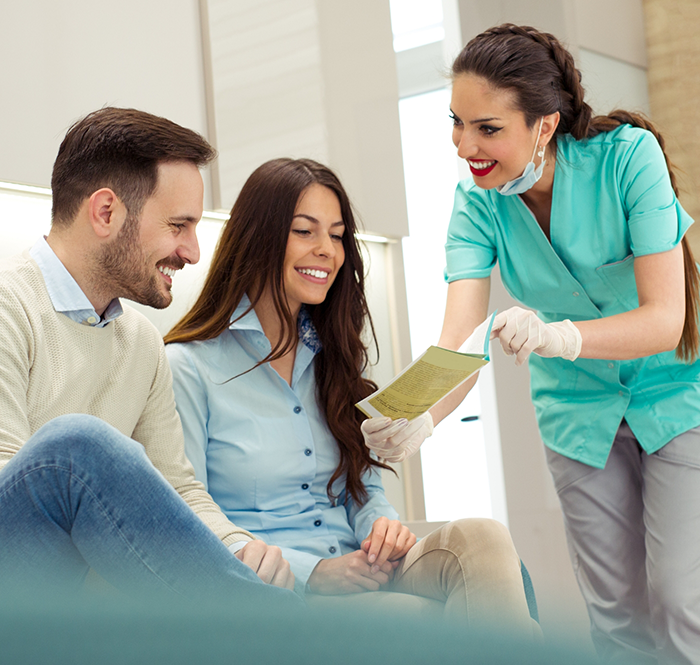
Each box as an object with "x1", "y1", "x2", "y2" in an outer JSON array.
[{"x1": 470, "y1": 116, "x2": 501, "y2": 124}]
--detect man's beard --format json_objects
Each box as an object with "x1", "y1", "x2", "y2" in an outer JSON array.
[{"x1": 97, "y1": 213, "x2": 173, "y2": 310}]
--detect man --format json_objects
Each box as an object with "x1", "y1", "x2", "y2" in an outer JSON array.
[{"x1": 0, "y1": 107, "x2": 296, "y2": 600}]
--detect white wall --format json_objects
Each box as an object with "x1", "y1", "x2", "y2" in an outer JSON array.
[
  {"x1": 578, "y1": 48, "x2": 650, "y2": 116},
  {"x1": 205, "y1": 0, "x2": 328, "y2": 210},
  {"x1": 205, "y1": 0, "x2": 410, "y2": 239},
  {"x1": 0, "y1": 0, "x2": 214, "y2": 207}
]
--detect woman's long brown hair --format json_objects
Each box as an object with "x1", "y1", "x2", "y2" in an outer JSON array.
[
  {"x1": 164, "y1": 158, "x2": 391, "y2": 505},
  {"x1": 452, "y1": 24, "x2": 700, "y2": 362}
]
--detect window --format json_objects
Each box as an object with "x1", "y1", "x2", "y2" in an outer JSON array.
[
  {"x1": 389, "y1": 0, "x2": 445, "y2": 52},
  {"x1": 390, "y1": 5, "x2": 507, "y2": 523}
]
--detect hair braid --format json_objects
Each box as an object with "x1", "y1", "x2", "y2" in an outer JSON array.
[
  {"x1": 545, "y1": 36, "x2": 593, "y2": 139},
  {"x1": 588, "y1": 110, "x2": 699, "y2": 361},
  {"x1": 452, "y1": 23, "x2": 593, "y2": 149}
]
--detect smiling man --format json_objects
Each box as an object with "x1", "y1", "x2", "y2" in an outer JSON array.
[{"x1": 0, "y1": 108, "x2": 297, "y2": 602}]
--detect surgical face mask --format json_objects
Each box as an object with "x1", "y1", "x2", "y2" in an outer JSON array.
[{"x1": 496, "y1": 118, "x2": 546, "y2": 196}]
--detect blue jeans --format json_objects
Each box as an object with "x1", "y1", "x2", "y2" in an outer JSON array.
[{"x1": 0, "y1": 414, "x2": 298, "y2": 604}]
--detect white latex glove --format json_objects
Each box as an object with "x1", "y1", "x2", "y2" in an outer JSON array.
[
  {"x1": 361, "y1": 413, "x2": 434, "y2": 463},
  {"x1": 490, "y1": 306, "x2": 582, "y2": 366}
]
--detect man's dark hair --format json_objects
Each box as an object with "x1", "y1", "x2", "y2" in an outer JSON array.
[{"x1": 51, "y1": 107, "x2": 216, "y2": 226}]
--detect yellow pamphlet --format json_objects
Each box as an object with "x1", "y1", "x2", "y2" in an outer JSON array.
[{"x1": 356, "y1": 313, "x2": 496, "y2": 421}]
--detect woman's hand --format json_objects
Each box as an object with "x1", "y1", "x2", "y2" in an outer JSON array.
[
  {"x1": 235, "y1": 540, "x2": 296, "y2": 591},
  {"x1": 490, "y1": 306, "x2": 582, "y2": 365},
  {"x1": 361, "y1": 413, "x2": 433, "y2": 463},
  {"x1": 360, "y1": 517, "x2": 416, "y2": 573},
  {"x1": 307, "y1": 550, "x2": 395, "y2": 595}
]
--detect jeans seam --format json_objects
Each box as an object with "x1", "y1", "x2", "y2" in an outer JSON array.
[{"x1": 1, "y1": 462, "x2": 183, "y2": 596}]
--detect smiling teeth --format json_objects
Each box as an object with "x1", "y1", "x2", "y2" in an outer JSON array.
[
  {"x1": 468, "y1": 160, "x2": 496, "y2": 168},
  {"x1": 159, "y1": 266, "x2": 177, "y2": 278},
  {"x1": 298, "y1": 268, "x2": 328, "y2": 279}
]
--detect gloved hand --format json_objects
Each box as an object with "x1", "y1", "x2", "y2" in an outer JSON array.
[
  {"x1": 490, "y1": 306, "x2": 582, "y2": 366},
  {"x1": 361, "y1": 412, "x2": 434, "y2": 463}
]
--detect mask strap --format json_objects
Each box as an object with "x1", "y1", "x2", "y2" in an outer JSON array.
[{"x1": 530, "y1": 117, "x2": 544, "y2": 163}]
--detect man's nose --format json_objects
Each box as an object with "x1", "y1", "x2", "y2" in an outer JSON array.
[{"x1": 179, "y1": 226, "x2": 200, "y2": 265}]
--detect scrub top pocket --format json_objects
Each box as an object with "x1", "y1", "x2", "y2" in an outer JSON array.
[{"x1": 595, "y1": 255, "x2": 639, "y2": 314}]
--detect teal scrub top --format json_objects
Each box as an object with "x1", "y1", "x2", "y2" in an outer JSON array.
[{"x1": 445, "y1": 124, "x2": 700, "y2": 468}]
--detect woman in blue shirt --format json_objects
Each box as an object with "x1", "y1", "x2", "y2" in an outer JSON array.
[
  {"x1": 362, "y1": 24, "x2": 700, "y2": 664},
  {"x1": 163, "y1": 158, "x2": 535, "y2": 634}
]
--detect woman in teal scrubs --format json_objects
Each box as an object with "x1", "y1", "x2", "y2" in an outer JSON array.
[{"x1": 362, "y1": 24, "x2": 700, "y2": 664}]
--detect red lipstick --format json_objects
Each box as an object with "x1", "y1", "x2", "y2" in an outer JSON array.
[{"x1": 469, "y1": 162, "x2": 497, "y2": 177}]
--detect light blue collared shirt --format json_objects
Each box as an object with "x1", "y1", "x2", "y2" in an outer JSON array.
[
  {"x1": 29, "y1": 237, "x2": 123, "y2": 327},
  {"x1": 166, "y1": 296, "x2": 398, "y2": 585}
]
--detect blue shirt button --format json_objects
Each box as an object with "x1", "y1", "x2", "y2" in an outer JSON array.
[
  {"x1": 293, "y1": 406, "x2": 302, "y2": 414},
  {"x1": 329, "y1": 546, "x2": 337, "y2": 554},
  {"x1": 301, "y1": 483, "x2": 309, "y2": 490},
  {"x1": 304, "y1": 448, "x2": 312, "y2": 456},
  {"x1": 314, "y1": 520, "x2": 322, "y2": 527}
]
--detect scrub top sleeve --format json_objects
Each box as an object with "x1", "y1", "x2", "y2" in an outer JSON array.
[
  {"x1": 444, "y1": 181, "x2": 498, "y2": 283},
  {"x1": 165, "y1": 343, "x2": 211, "y2": 489},
  {"x1": 346, "y1": 467, "x2": 400, "y2": 544},
  {"x1": 620, "y1": 128, "x2": 694, "y2": 256}
]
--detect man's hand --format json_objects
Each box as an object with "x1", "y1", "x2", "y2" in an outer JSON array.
[
  {"x1": 360, "y1": 517, "x2": 416, "y2": 574},
  {"x1": 235, "y1": 540, "x2": 295, "y2": 591},
  {"x1": 307, "y1": 550, "x2": 395, "y2": 595}
]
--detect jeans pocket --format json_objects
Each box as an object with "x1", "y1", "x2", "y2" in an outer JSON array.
[
  {"x1": 652, "y1": 426, "x2": 700, "y2": 468},
  {"x1": 545, "y1": 445, "x2": 600, "y2": 494}
]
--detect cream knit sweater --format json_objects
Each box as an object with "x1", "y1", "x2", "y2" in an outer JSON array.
[{"x1": 0, "y1": 251, "x2": 253, "y2": 546}]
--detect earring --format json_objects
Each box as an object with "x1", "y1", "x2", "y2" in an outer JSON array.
[{"x1": 537, "y1": 146, "x2": 545, "y2": 160}]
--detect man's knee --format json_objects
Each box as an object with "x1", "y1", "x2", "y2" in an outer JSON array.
[{"x1": 22, "y1": 414, "x2": 144, "y2": 467}]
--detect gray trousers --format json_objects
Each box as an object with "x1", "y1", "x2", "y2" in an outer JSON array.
[{"x1": 546, "y1": 422, "x2": 700, "y2": 665}]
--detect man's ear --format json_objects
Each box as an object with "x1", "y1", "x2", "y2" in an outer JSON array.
[{"x1": 86, "y1": 188, "x2": 126, "y2": 239}]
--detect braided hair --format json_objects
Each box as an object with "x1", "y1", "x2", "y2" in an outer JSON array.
[{"x1": 452, "y1": 24, "x2": 699, "y2": 363}]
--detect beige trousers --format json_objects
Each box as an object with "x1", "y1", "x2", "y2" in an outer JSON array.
[{"x1": 307, "y1": 518, "x2": 535, "y2": 637}]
